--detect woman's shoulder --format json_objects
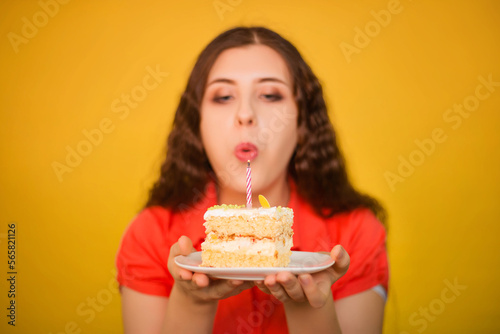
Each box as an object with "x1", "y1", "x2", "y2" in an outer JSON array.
[
  {"x1": 128, "y1": 205, "x2": 172, "y2": 230},
  {"x1": 292, "y1": 194, "x2": 386, "y2": 250},
  {"x1": 290, "y1": 182, "x2": 384, "y2": 231},
  {"x1": 293, "y1": 193, "x2": 384, "y2": 230},
  {"x1": 330, "y1": 207, "x2": 383, "y2": 226},
  {"x1": 118, "y1": 206, "x2": 174, "y2": 246},
  {"x1": 328, "y1": 207, "x2": 386, "y2": 237},
  {"x1": 324, "y1": 208, "x2": 387, "y2": 258}
]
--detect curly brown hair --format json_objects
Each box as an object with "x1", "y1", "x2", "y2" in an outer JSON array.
[{"x1": 146, "y1": 26, "x2": 386, "y2": 223}]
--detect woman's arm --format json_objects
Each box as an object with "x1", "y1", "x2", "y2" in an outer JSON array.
[
  {"x1": 283, "y1": 285, "x2": 340, "y2": 334},
  {"x1": 120, "y1": 285, "x2": 219, "y2": 334},
  {"x1": 284, "y1": 286, "x2": 385, "y2": 334},
  {"x1": 121, "y1": 236, "x2": 253, "y2": 334},
  {"x1": 334, "y1": 289, "x2": 385, "y2": 334},
  {"x1": 256, "y1": 245, "x2": 350, "y2": 334},
  {"x1": 121, "y1": 286, "x2": 168, "y2": 334},
  {"x1": 162, "y1": 285, "x2": 218, "y2": 334}
]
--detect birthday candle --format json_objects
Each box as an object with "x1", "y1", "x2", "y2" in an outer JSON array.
[{"x1": 246, "y1": 160, "x2": 252, "y2": 208}]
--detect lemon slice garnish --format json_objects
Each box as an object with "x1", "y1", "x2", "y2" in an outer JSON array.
[{"x1": 258, "y1": 195, "x2": 270, "y2": 208}]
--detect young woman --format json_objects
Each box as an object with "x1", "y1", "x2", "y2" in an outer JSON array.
[{"x1": 116, "y1": 27, "x2": 389, "y2": 334}]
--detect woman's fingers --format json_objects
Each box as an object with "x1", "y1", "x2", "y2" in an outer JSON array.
[
  {"x1": 295, "y1": 245, "x2": 349, "y2": 308},
  {"x1": 168, "y1": 236, "x2": 198, "y2": 281},
  {"x1": 178, "y1": 268, "x2": 193, "y2": 281},
  {"x1": 276, "y1": 272, "x2": 306, "y2": 302},
  {"x1": 167, "y1": 241, "x2": 182, "y2": 277},
  {"x1": 256, "y1": 247, "x2": 351, "y2": 308},
  {"x1": 167, "y1": 236, "x2": 255, "y2": 303},
  {"x1": 192, "y1": 272, "x2": 210, "y2": 288},
  {"x1": 255, "y1": 281, "x2": 269, "y2": 294},
  {"x1": 172, "y1": 239, "x2": 351, "y2": 306},
  {"x1": 262, "y1": 272, "x2": 306, "y2": 303},
  {"x1": 298, "y1": 274, "x2": 330, "y2": 308},
  {"x1": 200, "y1": 279, "x2": 253, "y2": 300},
  {"x1": 226, "y1": 280, "x2": 254, "y2": 299},
  {"x1": 330, "y1": 245, "x2": 350, "y2": 279},
  {"x1": 177, "y1": 235, "x2": 196, "y2": 255},
  {"x1": 263, "y1": 275, "x2": 288, "y2": 302}
]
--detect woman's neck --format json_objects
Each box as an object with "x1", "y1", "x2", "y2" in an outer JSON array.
[{"x1": 217, "y1": 174, "x2": 290, "y2": 207}]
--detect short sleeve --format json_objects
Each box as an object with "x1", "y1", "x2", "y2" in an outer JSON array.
[
  {"x1": 115, "y1": 207, "x2": 174, "y2": 296},
  {"x1": 330, "y1": 209, "x2": 389, "y2": 300}
]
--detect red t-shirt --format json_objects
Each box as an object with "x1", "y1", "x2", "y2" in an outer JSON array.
[{"x1": 116, "y1": 183, "x2": 389, "y2": 333}]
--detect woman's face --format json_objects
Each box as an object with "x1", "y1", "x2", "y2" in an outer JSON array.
[{"x1": 200, "y1": 44, "x2": 298, "y2": 200}]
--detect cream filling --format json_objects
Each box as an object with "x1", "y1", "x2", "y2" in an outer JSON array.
[{"x1": 202, "y1": 236, "x2": 293, "y2": 256}]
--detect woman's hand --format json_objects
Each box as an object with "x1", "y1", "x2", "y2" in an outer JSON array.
[
  {"x1": 255, "y1": 245, "x2": 350, "y2": 308},
  {"x1": 167, "y1": 236, "x2": 254, "y2": 305}
]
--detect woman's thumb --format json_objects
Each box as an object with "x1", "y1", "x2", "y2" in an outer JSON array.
[{"x1": 178, "y1": 235, "x2": 195, "y2": 255}]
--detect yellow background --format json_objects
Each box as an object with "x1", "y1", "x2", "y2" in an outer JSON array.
[{"x1": 1, "y1": 0, "x2": 499, "y2": 333}]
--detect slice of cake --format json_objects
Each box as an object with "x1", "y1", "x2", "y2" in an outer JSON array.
[{"x1": 201, "y1": 205, "x2": 294, "y2": 267}]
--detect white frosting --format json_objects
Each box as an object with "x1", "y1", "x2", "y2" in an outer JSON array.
[{"x1": 204, "y1": 206, "x2": 292, "y2": 220}]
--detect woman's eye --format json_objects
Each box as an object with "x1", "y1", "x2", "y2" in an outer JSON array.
[
  {"x1": 213, "y1": 95, "x2": 232, "y2": 103},
  {"x1": 261, "y1": 94, "x2": 283, "y2": 102}
]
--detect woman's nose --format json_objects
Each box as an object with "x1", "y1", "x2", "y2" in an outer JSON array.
[{"x1": 235, "y1": 101, "x2": 256, "y2": 126}]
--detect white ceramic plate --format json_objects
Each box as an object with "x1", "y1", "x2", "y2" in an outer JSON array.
[{"x1": 174, "y1": 251, "x2": 334, "y2": 280}]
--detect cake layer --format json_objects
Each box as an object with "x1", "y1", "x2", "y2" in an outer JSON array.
[
  {"x1": 201, "y1": 249, "x2": 291, "y2": 268},
  {"x1": 204, "y1": 207, "x2": 293, "y2": 238}
]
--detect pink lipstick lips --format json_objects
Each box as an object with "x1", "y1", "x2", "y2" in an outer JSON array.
[{"x1": 235, "y1": 142, "x2": 258, "y2": 162}]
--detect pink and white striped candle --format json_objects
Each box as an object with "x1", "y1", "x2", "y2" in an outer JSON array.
[{"x1": 246, "y1": 160, "x2": 252, "y2": 208}]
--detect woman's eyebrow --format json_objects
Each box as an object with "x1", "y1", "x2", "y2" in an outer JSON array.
[
  {"x1": 206, "y1": 78, "x2": 235, "y2": 86},
  {"x1": 206, "y1": 76, "x2": 289, "y2": 87},
  {"x1": 258, "y1": 77, "x2": 288, "y2": 85}
]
